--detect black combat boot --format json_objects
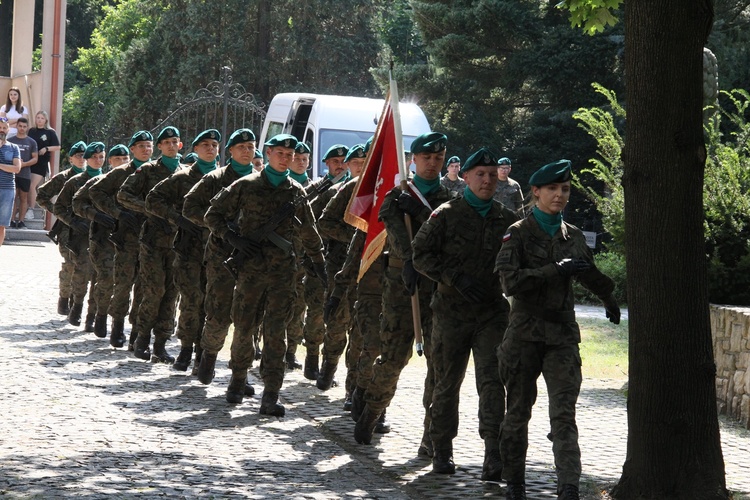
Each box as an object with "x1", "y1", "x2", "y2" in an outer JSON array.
[
  {"x1": 94, "y1": 314, "x2": 108, "y2": 338},
  {"x1": 259, "y1": 391, "x2": 285, "y2": 416},
  {"x1": 226, "y1": 374, "x2": 246, "y2": 404},
  {"x1": 57, "y1": 296, "x2": 70, "y2": 316},
  {"x1": 133, "y1": 333, "x2": 151, "y2": 360},
  {"x1": 173, "y1": 345, "x2": 193, "y2": 371},
  {"x1": 285, "y1": 350, "x2": 302, "y2": 370},
  {"x1": 197, "y1": 352, "x2": 217, "y2": 384},
  {"x1": 191, "y1": 345, "x2": 202, "y2": 376},
  {"x1": 244, "y1": 381, "x2": 255, "y2": 396},
  {"x1": 506, "y1": 482, "x2": 527, "y2": 500},
  {"x1": 343, "y1": 391, "x2": 353, "y2": 411},
  {"x1": 151, "y1": 338, "x2": 174, "y2": 364},
  {"x1": 67, "y1": 303, "x2": 83, "y2": 326},
  {"x1": 84, "y1": 312, "x2": 96, "y2": 332},
  {"x1": 316, "y1": 359, "x2": 338, "y2": 390},
  {"x1": 354, "y1": 404, "x2": 380, "y2": 445},
  {"x1": 350, "y1": 386, "x2": 366, "y2": 422},
  {"x1": 557, "y1": 484, "x2": 580, "y2": 500},
  {"x1": 481, "y1": 444, "x2": 503, "y2": 481},
  {"x1": 374, "y1": 408, "x2": 391, "y2": 434},
  {"x1": 303, "y1": 355, "x2": 319, "y2": 380},
  {"x1": 417, "y1": 428, "x2": 434, "y2": 458},
  {"x1": 110, "y1": 318, "x2": 126, "y2": 348},
  {"x1": 127, "y1": 329, "x2": 138, "y2": 352},
  {"x1": 432, "y1": 446, "x2": 456, "y2": 474}
]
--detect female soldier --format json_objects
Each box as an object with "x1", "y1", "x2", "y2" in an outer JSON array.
[{"x1": 495, "y1": 159, "x2": 620, "y2": 500}]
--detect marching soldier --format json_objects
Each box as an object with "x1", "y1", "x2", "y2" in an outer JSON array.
[
  {"x1": 493, "y1": 157, "x2": 524, "y2": 215},
  {"x1": 440, "y1": 156, "x2": 466, "y2": 196}
]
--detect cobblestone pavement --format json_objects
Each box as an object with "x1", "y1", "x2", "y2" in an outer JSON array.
[{"x1": 1, "y1": 241, "x2": 748, "y2": 499}]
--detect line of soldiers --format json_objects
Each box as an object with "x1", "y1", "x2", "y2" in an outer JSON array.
[{"x1": 38, "y1": 126, "x2": 619, "y2": 500}]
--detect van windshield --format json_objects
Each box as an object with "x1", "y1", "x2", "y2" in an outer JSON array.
[{"x1": 317, "y1": 129, "x2": 417, "y2": 177}]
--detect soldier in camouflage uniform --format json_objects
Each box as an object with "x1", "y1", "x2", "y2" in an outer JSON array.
[
  {"x1": 440, "y1": 156, "x2": 466, "y2": 196},
  {"x1": 204, "y1": 134, "x2": 327, "y2": 414},
  {"x1": 53, "y1": 142, "x2": 106, "y2": 331},
  {"x1": 72, "y1": 146, "x2": 119, "y2": 339},
  {"x1": 90, "y1": 137, "x2": 149, "y2": 349},
  {"x1": 118, "y1": 126, "x2": 184, "y2": 363},
  {"x1": 494, "y1": 159, "x2": 620, "y2": 500},
  {"x1": 146, "y1": 129, "x2": 221, "y2": 373},
  {"x1": 37, "y1": 141, "x2": 87, "y2": 316},
  {"x1": 252, "y1": 149, "x2": 264, "y2": 172},
  {"x1": 413, "y1": 147, "x2": 518, "y2": 479},
  {"x1": 354, "y1": 132, "x2": 453, "y2": 448},
  {"x1": 493, "y1": 157, "x2": 524, "y2": 215},
  {"x1": 185, "y1": 129, "x2": 257, "y2": 390}
]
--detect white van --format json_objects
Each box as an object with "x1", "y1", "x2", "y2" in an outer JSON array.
[{"x1": 258, "y1": 93, "x2": 431, "y2": 180}]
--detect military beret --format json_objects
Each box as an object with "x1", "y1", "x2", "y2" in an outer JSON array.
[
  {"x1": 254, "y1": 149, "x2": 263, "y2": 159},
  {"x1": 69, "y1": 141, "x2": 87, "y2": 156},
  {"x1": 446, "y1": 156, "x2": 460, "y2": 166},
  {"x1": 363, "y1": 136, "x2": 374, "y2": 154},
  {"x1": 108, "y1": 144, "x2": 129, "y2": 158},
  {"x1": 498, "y1": 157, "x2": 512, "y2": 166},
  {"x1": 295, "y1": 142, "x2": 311, "y2": 155},
  {"x1": 183, "y1": 152, "x2": 198, "y2": 164},
  {"x1": 410, "y1": 132, "x2": 447, "y2": 154},
  {"x1": 156, "y1": 126, "x2": 180, "y2": 144},
  {"x1": 192, "y1": 129, "x2": 221, "y2": 147},
  {"x1": 461, "y1": 147, "x2": 498, "y2": 173},
  {"x1": 226, "y1": 128, "x2": 256, "y2": 149},
  {"x1": 83, "y1": 142, "x2": 106, "y2": 159},
  {"x1": 128, "y1": 130, "x2": 153, "y2": 147},
  {"x1": 529, "y1": 159, "x2": 572, "y2": 187},
  {"x1": 322, "y1": 144, "x2": 349, "y2": 161},
  {"x1": 264, "y1": 134, "x2": 298, "y2": 149},
  {"x1": 344, "y1": 144, "x2": 366, "y2": 163}
]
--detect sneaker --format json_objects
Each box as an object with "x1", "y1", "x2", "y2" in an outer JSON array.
[
  {"x1": 25, "y1": 208, "x2": 34, "y2": 221},
  {"x1": 9, "y1": 221, "x2": 16, "y2": 229},
  {"x1": 16, "y1": 221, "x2": 26, "y2": 229}
]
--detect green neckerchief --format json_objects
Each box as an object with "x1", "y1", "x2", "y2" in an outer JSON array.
[
  {"x1": 289, "y1": 171, "x2": 309, "y2": 184},
  {"x1": 326, "y1": 171, "x2": 351, "y2": 184},
  {"x1": 231, "y1": 158, "x2": 253, "y2": 177},
  {"x1": 463, "y1": 186, "x2": 492, "y2": 217},
  {"x1": 85, "y1": 166, "x2": 102, "y2": 177},
  {"x1": 71, "y1": 165, "x2": 84, "y2": 174},
  {"x1": 132, "y1": 159, "x2": 146, "y2": 168},
  {"x1": 161, "y1": 155, "x2": 180, "y2": 173},
  {"x1": 413, "y1": 174, "x2": 441, "y2": 195},
  {"x1": 195, "y1": 157, "x2": 217, "y2": 175},
  {"x1": 533, "y1": 206, "x2": 563, "y2": 237},
  {"x1": 264, "y1": 165, "x2": 289, "y2": 187}
]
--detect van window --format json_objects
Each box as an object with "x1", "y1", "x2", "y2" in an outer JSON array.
[
  {"x1": 318, "y1": 129, "x2": 374, "y2": 177},
  {"x1": 266, "y1": 121, "x2": 284, "y2": 142}
]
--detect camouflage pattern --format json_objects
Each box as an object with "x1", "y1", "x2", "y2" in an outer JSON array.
[
  {"x1": 440, "y1": 176, "x2": 466, "y2": 197},
  {"x1": 118, "y1": 157, "x2": 184, "y2": 343},
  {"x1": 493, "y1": 177, "x2": 524, "y2": 214},
  {"x1": 205, "y1": 169, "x2": 324, "y2": 393},
  {"x1": 183, "y1": 163, "x2": 247, "y2": 355},
  {"x1": 494, "y1": 215, "x2": 615, "y2": 486},
  {"x1": 89, "y1": 162, "x2": 144, "y2": 323},
  {"x1": 412, "y1": 197, "x2": 518, "y2": 449},
  {"x1": 286, "y1": 266, "x2": 306, "y2": 351}
]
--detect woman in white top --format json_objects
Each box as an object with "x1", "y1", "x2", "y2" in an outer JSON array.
[{"x1": 0, "y1": 87, "x2": 30, "y2": 139}]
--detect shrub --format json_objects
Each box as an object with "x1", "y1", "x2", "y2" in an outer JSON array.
[{"x1": 574, "y1": 251, "x2": 627, "y2": 305}]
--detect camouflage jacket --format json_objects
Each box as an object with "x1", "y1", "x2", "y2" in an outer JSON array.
[
  {"x1": 318, "y1": 178, "x2": 357, "y2": 270},
  {"x1": 492, "y1": 177, "x2": 524, "y2": 214},
  {"x1": 73, "y1": 175, "x2": 113, "y2": 244},
  {"x1": 89, "y1": 161, "x2": 141, "y2": 220},
  {"x1": 440, "y1": 176, "x2": 466, "y2": 197},
  {"x1": 332, "y1": 229, "x2": 383, "y2": 298},
  {"x1": 36, "y1": 166, "x2": 79, "y2": 213}
]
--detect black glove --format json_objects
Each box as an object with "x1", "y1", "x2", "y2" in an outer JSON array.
[
  {"x1": 225, "y1": 230, "x2": 261, "y2": 258},
  {"x1": 453, "y1": 273, "x2": 488, "y2": 303},
  {"x1": 323, "y1": 294, "x2": 341, "y2": 324},
  {"x1": 555, "y1": 258, "x2": 591, "y2": 277},
  {"x1": 602, "y1": 295, "x2": 621, "y2": 325},
  {"x1": 118, "y1": 210, "x2": 140, "y2": 232},
  {"x1": 176, "y1": 215, "x2": 201, "y2": 237},
  {"x1": 397, "y1": 192, "x2": 424, "y2": 218},
  {"x1": 70, "y1": 216, "x2": 89, "y2": 234},
  {"x1": 313, "y1": 261, "x2": 328, "y2": 288},
  {"x1": 401, "y1": 259, "x2": 421, "y2": 296},
  {"x1": 93, "y1": 211, "x2": 116, "y2": 230}
]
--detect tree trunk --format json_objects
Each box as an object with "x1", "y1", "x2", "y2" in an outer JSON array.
[{"x1": 612, "y1": 0, "x2": 727, "y2": 498}]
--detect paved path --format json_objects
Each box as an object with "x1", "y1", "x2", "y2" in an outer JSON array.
[{"x1": 1, "y1": 241, "x2": 748, "y2": 499}]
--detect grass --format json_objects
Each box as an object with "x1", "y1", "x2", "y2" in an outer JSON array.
[{"x1": 579, "y1": 317, "x2": 629, "y2": 380}]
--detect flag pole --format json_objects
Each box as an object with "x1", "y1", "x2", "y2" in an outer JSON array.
[{"x1": 390, "y1": 72, "x2": 425, "y2": 357}]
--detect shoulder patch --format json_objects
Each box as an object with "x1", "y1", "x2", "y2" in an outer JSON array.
[
  {"x1": 135, "y1": 166, "x2": 145, "y2": 173},
  {"x1": 503, "y1": 232, "x2": 512, "y2": 242}
]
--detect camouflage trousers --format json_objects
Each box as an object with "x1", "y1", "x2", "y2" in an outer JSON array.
[
  {"x1": 109, "y1": 232, "x2": 140, "y2": 322},
  {"x1": 56, "y1": 232, "x2": 74, "y2": 300},
  {"x1": 200, "y1": 248, "x2": 235, "y2": 355},
  {"x1": 429, "y1": 291, "x2": 508, "y2": 448},
  {"x1": 89, "y1": 238, "x2": 115, "y2": 316},
  {"x1": 286, "y1": 266, "x2": 306, "y2": 353},
  {"x1": 347, "y1": 290, "x2": 382, "y2": 393},
  {"x1": 69, "y1": 236, "x2": 94, "y2": 309},
  {"x1": 321, "y1": 285, "x2": 353, "y2": 362},
  {"x1": 231, "y1": 269, "x2": 295, "y2": 393},
  {"x1": 302, "y1": 270, "x2": 326, "y2": 356},
  {"x1": 498, "y1": 339, "x2": 582, "y2": 486},
  {"x1": 173, "y1": 254, "x2": 206, "y2": 348},
  {"x1": 134, "y1": 243, "x2": 178, "y2": 343}
]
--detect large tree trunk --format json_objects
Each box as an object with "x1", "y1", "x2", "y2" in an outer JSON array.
[{"x1": 612, "y1": 0, "x2": 727, "y2": 498}]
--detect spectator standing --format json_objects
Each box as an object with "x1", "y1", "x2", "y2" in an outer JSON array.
[
  {"x1": 0, "y1": 118, "x2": 22, "y2": 246},
  {"x1": 8, "y1": 118, "x2": 38, "y2": 228},
  {"x1": 0, "y1": 87, "x2": 30, "y2": 139},
  {"x1": 27, "y1": 111, "x2": 61, "y2": 217}
]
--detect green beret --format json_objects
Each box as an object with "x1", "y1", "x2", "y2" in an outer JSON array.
[
  {"x1": 254, "y1": 149, "x2": 263, "y2": 159},
  {"x1": 83, "y1": 142, "x2": 106, "y2": 159},
  {"x1": 69, "y1": 141, "x2": 87, "y2": 156},
  {"x1": 264, "y1": 134, "x2": 298, "y2": 149},
  {"x1": 528, "y1": 159, "x2": 572, "y2": 187},
  {"x1": 446, "y1": 156, "x2": 460, "y2": 166},
  {"x1": 183, "y1": 152, "x2": 198, "y2": 164},
  {"x1": 344, "y1": 144, "x2": 366, "y2": 162},
  {"x1": 363, "y1": 136, "x2": 374, "y2": 154},
  {"x1": 108, "y1": 144, "x2": 129, "y2": 158},
  {"x1": 322, "y1": 144, "x2": 349, "y2": 161},
  {"x1": 192, "y1": 129, "x2": 221, "y2": 147},
  {"x1": 128, "y1": 130, "x2": 153, "y2": 147},
  {"x1": 498, "y1": 157, "x2": 511, "y2": 166},
  {"x1": 226, "y1": 128, "x2": 256, "y2": 149},
  {"x1": 461, "y1": 147, "x2": 498, "y2": 173},
  {"x1": 295, "y1": 142, "x2": 311, "y2": 155},
  {"x1": 156, "y1": 126, "x2": 180, "y2": 144},
  {"x1": 410, "y1": 132, "x2": 447, "y2": 154}
]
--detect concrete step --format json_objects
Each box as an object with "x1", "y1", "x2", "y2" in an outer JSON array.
[{"x1": 7, "y1": 207, "x2": 53, "y2": 242}]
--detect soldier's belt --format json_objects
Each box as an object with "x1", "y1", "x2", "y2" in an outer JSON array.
[{"x1": 512, "y1": 299, "x2": 576, "y2": 323}]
